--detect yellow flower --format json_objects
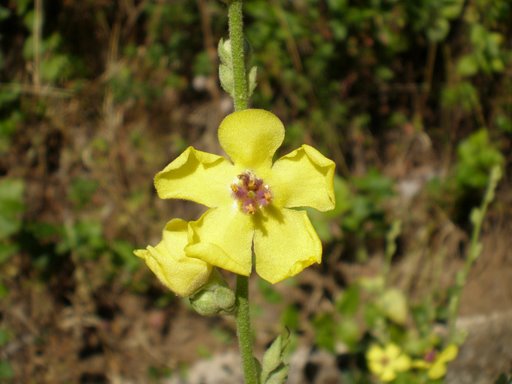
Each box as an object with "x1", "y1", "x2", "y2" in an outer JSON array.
[
  {"x1": 154, "y1": 109, "x2": 335, "y2": 283},
  {"x1": 134, "y1": 219, "x2": 212, "y2": 297},
  {"x1": 413, "y1": 344, "x2": 458, "y2": 380},
  {"x1": 367, "y1": 343, "x2": 411, "y2": 382}
]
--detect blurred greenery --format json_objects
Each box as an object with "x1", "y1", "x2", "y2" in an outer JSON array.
[{"x1": 0, "y1": 0, "x2": 510, "y2": 382}]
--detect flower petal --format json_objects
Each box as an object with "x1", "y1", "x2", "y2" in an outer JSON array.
[
  {"x1": 253, "y1": 208, "x2": 321, "y2": 283},
  {"x1": 134, "y1": 219, "x2": 212, "y2": 297},
  {"x1": 438, "y1": 345, "x2": 458, "y2": 363},
  {"x1": 269, "y1": 145, "x2": 335, "y2": 211},
  {"x1": 385, "y1": 344, "x2": 402, "y2": 359},
  {"x1": 186, "y1": 207, "x2": 253, "y2": 276},
  {"x1": 394, "y1": 354, "x2": 411, "y2": 372},
  {"x1": 218, "y1": 109, "x2": 284, "y2": 171},
  {"x1": 412, "y1": 360, "x2": 429, "y2": 369},
  {"x1": 369, "y1": 361, "x2": 384, "y2": 375},
  {"x1": 428, "y1": 361, "x2": 447, "y2": 380},
  {"x1": 380, "y1": 367, "x2": 397, "y2": 382},
  {"x1": 154, "y1": 146, "x2": 235, "y2": 207},
  {"x1": 367, "y1": 345, "x2": 384, "y2": 363}
]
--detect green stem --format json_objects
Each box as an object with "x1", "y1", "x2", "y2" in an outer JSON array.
[
  {"x1": 228, "y1": 0, "x2": 248, "y2": 111},
  {"x1": 447, "y1": 166, "x2": 502, "y2": 340},
  {"x1": 228, "y1": 2, "x2": 257, "y2": 382},
  {"x1": 235, "y1": 275, "x2": 259, "y2": 384}
]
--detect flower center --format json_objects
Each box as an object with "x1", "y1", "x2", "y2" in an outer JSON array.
[
  {"x1": 230, "y1": 171, "x2": 272, "y2": 214},
  {"x1": 424, "y1": 350, "x2": 437, "y2": 363},
  {"x1": 380, "y1": 356, "x2": 390, "y2": 367}
]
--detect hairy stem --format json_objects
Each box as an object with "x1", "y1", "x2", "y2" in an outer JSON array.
[
  {"x1": 227, "y1": 2, "x2": 258, "y2": 382},
  {"x1": 227, "y1": 1, "x2": 257, "y2": 382},
  {"x1": 228, "y1": 0, "x2": 248, "y2": 111},
  {"x1": 235, "y1": 275, "x2": 259, "y2": 384}
]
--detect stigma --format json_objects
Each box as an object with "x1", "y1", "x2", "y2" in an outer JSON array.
[{"x1": 231, "y1": 171, "x2": 272, "y2": 214}]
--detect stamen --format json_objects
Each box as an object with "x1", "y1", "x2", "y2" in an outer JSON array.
[
  {"x1": 230, "y1": 171, "x2": 272, "y2": 214},
  {"x1": 424, "y1": 350, "x2": 437, "y2": 363}
]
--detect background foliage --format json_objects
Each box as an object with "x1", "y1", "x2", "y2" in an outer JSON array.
[{"x1": 0, "y1": 0, "x2": 510, "y2": 383}]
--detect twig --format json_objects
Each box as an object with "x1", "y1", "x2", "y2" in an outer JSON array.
[{"x1": 33, "y1": 0, "x2": 43, "y2": 89}]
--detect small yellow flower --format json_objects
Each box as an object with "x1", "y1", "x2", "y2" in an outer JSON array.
[
  {"x1": 413, "y1": 344, "x2": 458, "y2": 380},
  {"x1": 367, "y1": 343, "x2": 411, "y2": 382},
  {"x1": 154, "y1": 109, "x2": 335, "y2": 283},
  {"x1": 134, "y1": 219, "x2": 212, "y2": 297}
]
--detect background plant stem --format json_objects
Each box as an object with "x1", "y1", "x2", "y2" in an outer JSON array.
[
  {"x1": 228, "y1": 0, "x2": 248, "y2": 111},
  {"x1": 447, "y1": 166, "x2": 502, "y2": 340}
]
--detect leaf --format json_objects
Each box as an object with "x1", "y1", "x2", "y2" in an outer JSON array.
[
  {"x1": 248, "y1": 65, "x2": 258, "y2": 97},
  {"x1": 377, "y1": 288, "x2": 408, "y2": 325},
  {"x1": 494, "y1": 373, "x2": 512, "y2": 384},
  {"x1": 0, "y1": 179, "x2": 25, "y2": 239},
  {"x1": 0, "y1": 243, "x2": 18, "y2": 264},
  {"x1": 264, "y1": 365, "x2": 289, "y2": 384},
  {"x1": 336, "y1": 284, "x2": 360, "y2": 316},
  {"x1": 457, "y1": 55, "x2": 478, "y2": 77},
  {"x1": 0, "y1": 283, "x2": 7, "y2": 299},
  {"x1": 336, "y1": 318, "x2": 360, "y2": 349},
  {"x1": 0, "y1": 360, "x2": 13, "y2": 379},
  {"x1": 470, "y1": 208, "x2": 482, "y2": 227},
  {"x1": 0, "y1": 328, "x2": 11, "y2": 347},
  {"x1": 0, "y1": 6, "x2": 11, "y2": 21},
  {"x1": 219, "y1": 63, "x2": 234, "y2": 96},
  {"x1": 261, "y1": 331, "x2": 290, "y2": 384},
  {"x1": 312, "y1": 313, "x2": 336, "y2": 352}
]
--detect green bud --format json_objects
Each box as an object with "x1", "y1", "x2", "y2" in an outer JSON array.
[
  {"x1": 218, "y1": 38, "x2": 232, "y2": 65},
  {"x1": 219, "y1": 62, "x2": 234, "y2": 96},
  {"x1": 261, "y1": 331, "x2": 290, "y2": 384},
  {"x1": 218, "y1": 37, "x2": 258, "y2": 98},
  {"x1": 189, "y1": 270, "x2": 236, "y2": 316},
  {"x1": 248, "y1": 65, "x2": 258, "y2": 97},
  {"x1": 264, "y1": 365, "x2": 289, "y2": 384},
  {"x1": 218, "y1": 38, "x2": 234, "y2": 97}
]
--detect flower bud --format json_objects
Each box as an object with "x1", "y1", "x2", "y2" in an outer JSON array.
[{"x1": 189, "y1": 271, "x2": 236, "y2": 316}]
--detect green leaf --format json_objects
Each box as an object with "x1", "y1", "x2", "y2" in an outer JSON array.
[
  {"x1": 457, "y1": 55, "x2": 478, "y2": 77},
  {"x1": 281, "y1": 305, "x2": 299, "y2": 331},
  {"x1": 0, "y1": 179, "x2": 25, "y2": 239},
  {"x1": 0, "y1": 360, "x2": 13, "y2": 379},
  {"x1": 0, "y1": 243, "x2": 18, "y2": 264},
  {"x1": 313, "y1": 313, "x2": 336, "y2": 352},
  {"x1": 335, "y1": 284, "x2": 360, "y2": 316},
  {"x1": 0, "y1": 328, "x2": 11, "y2": 347},
  {"x1": 192, "y1": 52, "x2": 212, "y2": 76},
  {"x1": 261, "y1": 331, "x2": 290, "y2": 384},
  {"x1": 258, "y1": 279, "x2": 282, "y2": 304},
  {"x1": 363, "y1": 303, "x2": 383, "y2": 328},
  {"x1": 41, "y1": 54, "x2": 71, "y2": 83},
  {"x1": 494, "y1": 373, "x2": 512, "y2": 384},
  {"x1": 248, "y1": 65, "x2": 258, "y2": 97},
  {"x1": 455, "y1": 129, "x2": 504, "y2": 190},
  {"x1": 329, "y1": 175, "x2": 352, "y2": 218},
  {"x1": 0, "y1": 6, "x2": 11, "y2": 21},
  {"x1": 264, "y1": 365, "x2": 288, "y2": 384},
  {"x1": 378, "y1": 288, "x2": 408, "y2": 325},
  {"x1": 16, "y1": 0, "x2": 32, "y2": 16},
  {"x1": 427, "y1": 18, "x2": 449, "y2": 42},
  {"x1": 111, "y1": 240, "x2": 140, "y2": 271},
  {"x1": 336, "y1": 318, "x2": 360, "y2": 349},
  {"x1": 470, "y1": 208, "x2": 482, "y2": 226},
  {"x1": 0, "y1": 283, "x2": 8, "y2": 299},
  {"x1": 69, "y1": 177, "x2": 98, "y2": 208}
]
